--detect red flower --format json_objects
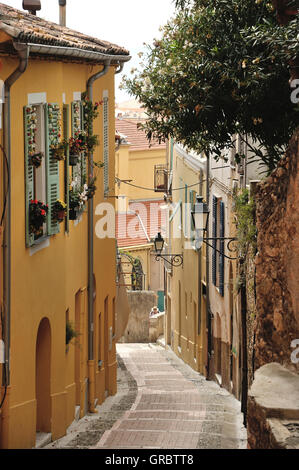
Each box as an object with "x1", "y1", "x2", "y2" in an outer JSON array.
[{"x1": 41, "y1": 210, "x2": 46, "y2": 216}]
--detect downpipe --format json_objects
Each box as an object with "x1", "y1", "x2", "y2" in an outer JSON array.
[
  {"x1": 2, "y1": 42, "x2": 29, "y2": 389},
  {"x1": 86, "y1": 60, "x2": 110, "y2": 413}
]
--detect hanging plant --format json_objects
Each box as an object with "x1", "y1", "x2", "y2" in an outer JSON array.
[
  {"x1": 86, "y1": 176, "x2": 97, "y2": 199},
  {"x1": 50, "y1": 141, "x2": 67, "y2": 161},
  {"x1": 29, "y1": 151, "x2": 44, "y2": 168}
]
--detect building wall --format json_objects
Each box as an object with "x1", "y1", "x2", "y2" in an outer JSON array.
[
  {"x1": 165, "y1": 144, "x2": 207, "y2": 374},
  {"x1": 0, "y1": 57, "x2": 117, "y2": 448},
  {"x1": 115, "y1": 146, "x2": 167, "y2": 206}
]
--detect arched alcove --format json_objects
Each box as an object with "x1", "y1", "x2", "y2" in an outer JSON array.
[{"x1": 35, "y1": 317, "x2": 51, "y2": 433}]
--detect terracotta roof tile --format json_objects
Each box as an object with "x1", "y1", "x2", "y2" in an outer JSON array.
[
  {"x1": 116, "y1": 200, "x2": 166, "y2": 248},
  {"x1": 115, "y1": 118, "x2": 166, "y2": 151},
  {"x1": 0, "y1": 3, "x2": 129, "y2": 59}
]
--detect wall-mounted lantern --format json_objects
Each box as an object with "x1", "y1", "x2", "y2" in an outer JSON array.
[
  {"x1": 191, "y1": 195, "x2": 237, "y2": 260},
  {"x1": 153, "y1": 232, "x2": 183, "y2": 267}
]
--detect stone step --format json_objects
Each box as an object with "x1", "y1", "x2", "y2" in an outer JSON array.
[{"x1": 34, "y1": 432, "x2": 52, "y2": 449}]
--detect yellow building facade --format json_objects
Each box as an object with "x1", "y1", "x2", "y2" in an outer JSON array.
[
  {"x1": 0, "y1": 4, "x2": 130, "y2": 449},
  {"x1": 164, "y1": 141, "x2": 208, "y2": 375}
]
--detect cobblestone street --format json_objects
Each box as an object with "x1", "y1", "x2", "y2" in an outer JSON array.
[{"x1": 45, "y1": 343, "x2": 247, "y2": 450}]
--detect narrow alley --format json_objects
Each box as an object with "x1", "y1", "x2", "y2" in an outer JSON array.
[{"x1": 45, "y1": 343, "x2": 247, "y2": 450}]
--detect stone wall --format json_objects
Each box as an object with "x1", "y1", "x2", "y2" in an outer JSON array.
[
  {"x1": 149, "y1": 312, "x2": 165, "y2": 343},
  {"x1": 118, "y1": 291, "x2": 157, "y2": 343},
  {"x1": 254, "y1": 128, "x2": 299, "y2": 374},
  {"x1": 247, "y1": 363, "x2": 299, "y2": 449}
]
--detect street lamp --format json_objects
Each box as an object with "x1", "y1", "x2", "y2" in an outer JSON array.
[
  {"x1": 191, "y1": 195, "x2": 237, "y2": 260},
  {"x1": 153, "y1": 233, "x2": 183, "y2": 267}
]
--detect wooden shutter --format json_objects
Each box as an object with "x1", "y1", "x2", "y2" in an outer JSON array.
[
  {"x1": 219, "y1": 201, "x2": 225, "y2": 296},
  {"x1": 44, "y1": 103, "x2": 60, "y2": 235},
  {"x1": 103, "y1": 90, "x2": 109, "y2": 197},
  {"x1": 24, "y1": 105, "x2": 35, "y2": 247},
  {"x1": 71, "y1": 101, "x2": 82, "y2": 190},
  {"x1": 63, "y1": 104, "x2": 70, "y2": 233},
  {"x1": 212, "y1": 195, "x2": 217, "y2": 286},
  {"x1": 80, "y1": 101, "x2": 87, "y2": 186}
]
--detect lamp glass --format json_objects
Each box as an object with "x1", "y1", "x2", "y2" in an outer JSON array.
[
  {"x1": 154, "y1": 233, "x2": 164, "y2": 253},
  {"x1": 192, "y1": 198, "x2": 209, "y2": 232}
]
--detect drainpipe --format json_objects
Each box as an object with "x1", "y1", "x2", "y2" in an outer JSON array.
[
  {"x1": 2, "y1": 42, "x2": 29, "y2": 388},
  {"x1": 205, "y1": 151, "x2": 212, "y2": 380},
  {"x1": 86, "y1": 60, "x2": 110, "y2": 413}
]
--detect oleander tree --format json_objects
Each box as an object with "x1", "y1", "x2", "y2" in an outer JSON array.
[{"x1": 122, "y1": 0, "x2": 299, "y2": 171}]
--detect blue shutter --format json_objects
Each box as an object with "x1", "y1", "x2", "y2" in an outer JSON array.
[
  {"x1": 212, "y1": 195, "x2": 217, "y2": 285},
  {"x1": 219, "y1": 201, "x2": 225, "y2": 296}
]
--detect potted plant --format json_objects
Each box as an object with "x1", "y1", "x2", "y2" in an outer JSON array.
[
  {"x1": 53, "y1": 199, "x2": 67, "y2": 223},
  {"x1": 69, "y1": 189, "x2": 81, "y2": 220},
  {"x1": 87, "y1": 176, "x2": 97, "y2": 199},
  {"x1": 69, "y1": 135, "x2": 85, "y2": 165},
  {"x1": 29, "y1": 151, "x2": 44, "y2": 168},
  {"x1": 51, "y1": 141, "x2": 67, "y2": 161},
  {"x1": 29, "y1": 200, "x2": 48, "y2": 236}
]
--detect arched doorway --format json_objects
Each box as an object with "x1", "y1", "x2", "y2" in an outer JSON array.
[
  {"x1": 131, "y1": 258, "x2": 144, "y2": 291},
  {"x1": 35, "y1": 317, "x2": 51, "y2": 433}
]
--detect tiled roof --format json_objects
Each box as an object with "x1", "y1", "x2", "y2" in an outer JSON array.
[
  {"x1": 0, "y1": 3, "x2": 129, "y2": 60},
  {"x1": 116, "y1": 199, "x2": 166, "y2": 248},
  {"x1": 115, "y1": 118, "x2": 166, "y2": 151}
]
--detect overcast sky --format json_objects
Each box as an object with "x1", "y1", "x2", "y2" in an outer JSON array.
[{"x1": 2, "y1": 0, "x2": 176, "y2": 102}]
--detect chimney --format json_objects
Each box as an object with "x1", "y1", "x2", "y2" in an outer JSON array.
[
  {"x1": 22, "y1": 0, "x2": 41, "y2": 15},
  {"x1": 59, "y1": 0, "x2": 67, "y2": 27}
]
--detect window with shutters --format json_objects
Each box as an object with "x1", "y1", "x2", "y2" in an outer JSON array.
[
  {"x1": 24, "y1": 102, "x2": 61, "y2": 247},
  {"x1": 212, "y1": 195, "x2": 225, "y2": 296}
]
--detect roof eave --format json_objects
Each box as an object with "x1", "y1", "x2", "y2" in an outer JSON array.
[{"x1": 0, "y1": 20, "x2": 131, "y2": 64}]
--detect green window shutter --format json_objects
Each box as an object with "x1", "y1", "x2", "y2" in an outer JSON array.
[
  {"x1": 45, "y1": 103, "x2": 60, "y2": 235},
  {"x1": 63, "y1": 104, "x2": 70, "y2": 233},
  {"x1": 103, "y1": 91, "x2": 109, "y2": 197},
  {"x1": 80, "y1": 101, "x2": 87, "y2": 186},
  {"x1": 24, "y1": 105, "x2": 35, "y2": 247},
  {"x1": 71, "y1": 101, "x2": 83, "y2": 190}
]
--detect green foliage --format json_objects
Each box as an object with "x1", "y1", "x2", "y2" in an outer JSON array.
[
  {"x1": 66, "y1": 320, "x2": 79, "y2": 346},
  {"x1": 123, "y1": 0, "x2": 299, "y2": 171},
  {"x1": 233, "y1": 188, "x2": 257, "y2": 259}
]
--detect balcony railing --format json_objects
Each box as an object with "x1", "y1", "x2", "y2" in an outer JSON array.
[{"x1": 154, "y1": 164, "x2": 169, "y2": 192}]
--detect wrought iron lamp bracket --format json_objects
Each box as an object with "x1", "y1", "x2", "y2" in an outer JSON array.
[
  {"x1": 200, "y1": 236, "x2": 238, "y2": 260},
  {"x1": 154, "y1": 253, "x2": 183, "y2": 267}
]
